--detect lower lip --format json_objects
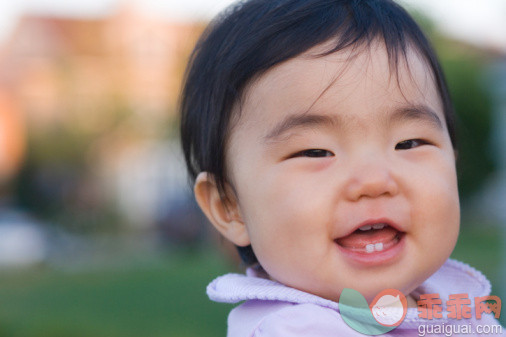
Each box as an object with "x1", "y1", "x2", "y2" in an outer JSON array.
[{"x1": 335, "y1": 233, "x2": 405, "y2": 266}]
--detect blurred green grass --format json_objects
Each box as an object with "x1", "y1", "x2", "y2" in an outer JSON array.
[
  {"x1": 0, "y1": 250, "x2": 235, "y2": 337},
  {"x1": 0, "y1": 225, "x2": 503, "y2": 336}
]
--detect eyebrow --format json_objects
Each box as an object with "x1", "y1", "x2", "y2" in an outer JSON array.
[
  {"x1": 263, "y1": 113, "x2": 339, "y2": 142},
  {"x1": 263, "y1": 104, "x2": 443, "y2": 143},
  {"x1": 390, "y1": 105, "x2": 443, "y2": 131}
]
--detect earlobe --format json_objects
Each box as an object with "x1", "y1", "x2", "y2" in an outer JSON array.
[{"x1": 194, "y1": 172, "x2": 250, "y2": 247}]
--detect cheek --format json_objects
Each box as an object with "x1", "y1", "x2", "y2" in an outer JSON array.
[
  {"x1": 409, "y1": 155, "x2": 460, "y2": 247},
  {"x1": 240, "y1": 160, "x2": 333, "y2": 219},
  {"x1": 237, "y1": 165, "x2": 334, "y2": 254}
]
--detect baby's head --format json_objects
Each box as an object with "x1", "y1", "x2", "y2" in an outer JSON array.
[{"x1": 180, "y1": 0, "x2": 460, "y2": 303}]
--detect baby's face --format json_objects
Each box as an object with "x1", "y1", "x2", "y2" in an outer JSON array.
[{"x1": 225, "y1": 41, "x2": 459, "y2": 302}]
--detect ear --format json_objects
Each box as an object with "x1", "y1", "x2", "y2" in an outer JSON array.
[{"x1": 194, "y1": 172, "x2": 250, "y2": 247}]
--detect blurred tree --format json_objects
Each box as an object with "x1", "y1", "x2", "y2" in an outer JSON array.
[
  {"x1": 412, "y1": 9, "x2": 497, "y2": 199},
  {"x1": 13, "y1": 103, "x2": 133, "y2": 233},
  {"x1": 442, "y1": 56, "x2": 495, "y2": 198}
]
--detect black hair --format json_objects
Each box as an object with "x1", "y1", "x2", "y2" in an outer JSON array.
[{"x1": 180, "y1": 0, "x2": 455, "y2": 265}]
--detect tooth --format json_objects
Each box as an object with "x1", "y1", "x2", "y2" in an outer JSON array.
[
  {"x1": 366, "y1": 244, "x2": 375, "y2": 253},
  {"x1": 375, "y1": 243, "x2": 384, "y2": 251},
  {"x1": 359, "y1": 225, "x2": 372, "y2": 231},
  {"x1": 372, "y1": 223, "x2": 385, "y2": 229}
]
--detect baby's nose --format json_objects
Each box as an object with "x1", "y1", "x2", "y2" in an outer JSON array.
[{"x1": 343, "y1": 155, "x2": 399, "y2": 201}]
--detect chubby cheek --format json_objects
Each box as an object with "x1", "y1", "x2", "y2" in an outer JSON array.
[
  {"x1": 238, "y1": 165, "x2": 334, "y2": 271},
  {"x1": 241, "y1": 160, "x2": 333, "y2": 228},
  {"x1": 409, "y1": 157, "x2": 460, "y2": 267}
]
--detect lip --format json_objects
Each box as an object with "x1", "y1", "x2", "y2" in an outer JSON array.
[{"x1": 335, "y1": 217, "x2": 406, "y2": 266}]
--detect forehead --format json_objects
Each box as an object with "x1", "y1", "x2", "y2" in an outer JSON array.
[{"x1": 227, "y1": 40, "x2": 443, "y2": 150}]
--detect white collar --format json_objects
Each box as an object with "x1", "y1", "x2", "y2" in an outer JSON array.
[{"x1": 207, "y1": 259, "x2": 492, "y2": 322}]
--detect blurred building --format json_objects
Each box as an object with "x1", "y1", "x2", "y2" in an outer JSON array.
[
  {"x1": 0, "y1": 91, "x2": 25, "y2": 185},
  {"x1": 0, "y1": 3, "x2": 203, "y2": 133},
  {"x1": 0, "y1": 4, "x2": 205, "y2": 231}
]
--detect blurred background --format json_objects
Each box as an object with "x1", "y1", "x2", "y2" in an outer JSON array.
[{"x1": 0, "y1": 0, "x2": 504, "y2": 336}]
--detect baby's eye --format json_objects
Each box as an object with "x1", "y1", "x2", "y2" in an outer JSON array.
[
  {"x1": 395, "y1": 139, "x2": 429, "y2": 150},
  {"x1": 291, "y1": 149, "x2": 334, "y2": 158}
]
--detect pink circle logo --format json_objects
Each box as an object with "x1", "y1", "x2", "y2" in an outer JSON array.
[{"x1": 370, "y1": 289, "x2": 408, "y2": 327}]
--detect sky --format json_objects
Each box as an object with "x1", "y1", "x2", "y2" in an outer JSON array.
[{"x1": 0, "y1": 0, "x2": 504, "y2": 52}]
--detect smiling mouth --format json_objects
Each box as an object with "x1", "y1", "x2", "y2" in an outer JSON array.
[{"x1": 334, "y1": 223, "x2": 404, "y2": 254}]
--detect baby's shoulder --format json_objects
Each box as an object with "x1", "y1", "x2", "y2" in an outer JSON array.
[{"x1": 227, "y1": 300, "x2": 359, "y2": 337}]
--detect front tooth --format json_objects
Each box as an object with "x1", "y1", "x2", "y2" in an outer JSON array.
[
  {"x1": 366, "y1": 244, "x2": 375, "y2": 253},
  {"x1": 374, "y1": 243, "x2": 384, "y2": 251},
  {"x1": 359, "y1": 225, "x2": 372, "y2": 231},
  {"x1": 372, "y1": 223, "x2": 385, "y2": 229}
]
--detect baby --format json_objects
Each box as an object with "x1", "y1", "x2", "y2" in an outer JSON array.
[{"x1": 180, "y1": 0, "x2": 504, "y2": 335}]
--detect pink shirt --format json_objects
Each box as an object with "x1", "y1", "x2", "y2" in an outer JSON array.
[{"x1": 208, "y1": 259, "x2": 505, "y2": 336}]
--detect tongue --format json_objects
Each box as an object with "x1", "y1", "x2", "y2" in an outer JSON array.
[{"x1": 336, "y1": 226, "x2": 398, "y2": 249}]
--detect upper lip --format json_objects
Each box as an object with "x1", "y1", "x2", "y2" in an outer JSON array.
[{"x1": 337, "y1": 217, "x2": 404, "y2": 238}]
